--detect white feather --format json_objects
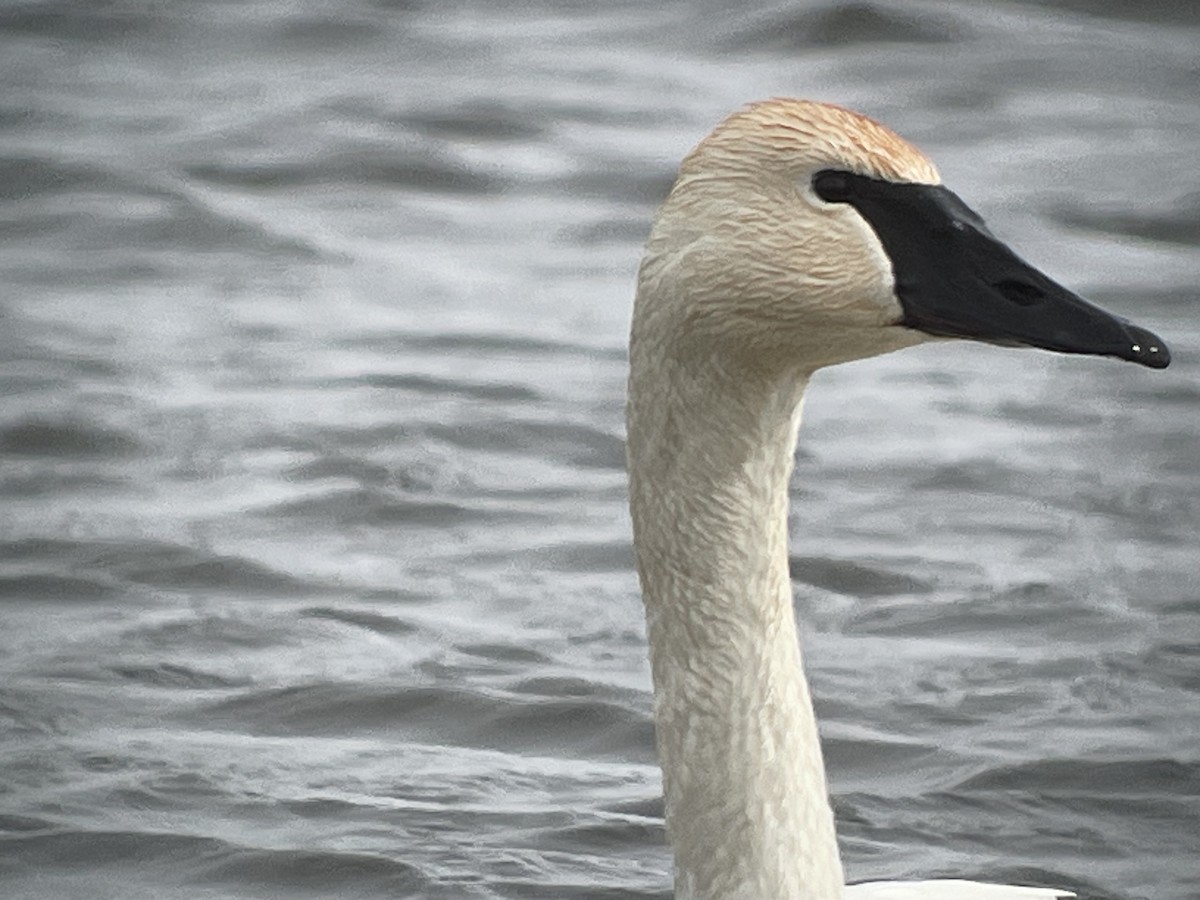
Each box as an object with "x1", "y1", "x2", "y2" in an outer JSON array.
[{"x1": 846, "y1": 880, "x2": 1075, "y2": 899}]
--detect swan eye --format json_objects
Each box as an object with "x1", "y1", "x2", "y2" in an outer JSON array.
[{"x1": 812, "y1": 170, "x2": 852, "y2": 203}]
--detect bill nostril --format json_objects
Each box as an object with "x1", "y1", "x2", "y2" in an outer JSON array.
[{"x1": 994, "y1": 278, "x2": 1046, "y2": 307}]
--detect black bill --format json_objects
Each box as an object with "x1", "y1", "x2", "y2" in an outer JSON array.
[{"x1": 812, "y1": 170, "x2": 1170, "y2": 369}]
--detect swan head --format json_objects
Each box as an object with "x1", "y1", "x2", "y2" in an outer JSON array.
[{"x1": 634, "y1": 98, "x2": 1170, "y2": 374}]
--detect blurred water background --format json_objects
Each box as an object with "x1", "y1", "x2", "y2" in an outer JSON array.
[{"x1": 1, "y1": 1, "x2": 1198, "y2": 898}]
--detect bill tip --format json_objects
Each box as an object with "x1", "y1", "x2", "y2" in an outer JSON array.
[{"x1": 1127, "y1": 327, "x2": 1171, "y2": 369}]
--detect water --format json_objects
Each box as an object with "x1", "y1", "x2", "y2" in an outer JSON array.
[{"x1": 1, "y1": 1, "x2": 1198, "y2": 898}]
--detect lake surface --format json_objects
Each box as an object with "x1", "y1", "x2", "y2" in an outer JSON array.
[{"x1": 1, "y1": 1, "x2": 1198, "y2": 898}]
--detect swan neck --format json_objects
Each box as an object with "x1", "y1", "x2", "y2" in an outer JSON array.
[{"x1": 627, "y1": 353, "x2": 843, "y2": 900}]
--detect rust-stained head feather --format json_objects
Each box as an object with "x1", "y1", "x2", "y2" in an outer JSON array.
[{"x1": 682, "y1": 98, "x2": 939, "y2": 185}]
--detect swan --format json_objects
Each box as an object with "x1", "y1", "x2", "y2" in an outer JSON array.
[{"x1": 625, "y1": 99, "x2": 1169, "y2": 900}]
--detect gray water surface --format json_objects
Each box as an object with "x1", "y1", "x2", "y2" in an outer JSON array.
[{"x1": 1, "y1": 2, "x2": 1198, "y2": 898}]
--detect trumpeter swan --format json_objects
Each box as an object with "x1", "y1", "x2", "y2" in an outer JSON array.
[{"x1": 625, "y1": 99, "x2": 1169, "y2": 900}]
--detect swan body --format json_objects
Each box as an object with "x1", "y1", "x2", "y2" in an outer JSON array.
[
  {"x1": 626, "y1": 99, "x2": 1168, "y2": 900},
  {"x1": 845, "y1": 882, "x2": 1075, "y2": 900}
]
